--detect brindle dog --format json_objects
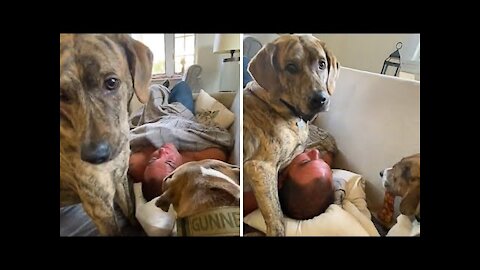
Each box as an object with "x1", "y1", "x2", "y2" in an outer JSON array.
[
  {"x1": 243, "y1": 35, "x2": 340, "y2": 236},
  {"x1": 60, "y1": 34, "x2": 153, "y2": 235}
]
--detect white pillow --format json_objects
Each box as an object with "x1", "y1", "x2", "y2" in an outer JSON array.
[
  {"x1": 334, "y1": 169, "x2": 371, "y2": 219},
  {"x1": 195, "y1": 89, "x2": 235, "y2": 129},
  {"x1": 243, "y1": 169, "x2": 379, "y2": 236}
]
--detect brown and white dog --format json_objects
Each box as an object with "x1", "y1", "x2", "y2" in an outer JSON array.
[
  {"x1": 156, "y1": 159, "x2": 240, "y2": 236},
  {"x1": 60, "y1": 34, "x2": 153, "y2": 235},
  {"x1": 380, "y1": 153, "x2": 420, "y2": 235},
  {"x1": 243, "y1": 35, "x2": 340, "y2": 236}
]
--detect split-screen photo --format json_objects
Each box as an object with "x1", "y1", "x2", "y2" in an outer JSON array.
[{"x1": 60, "y1": 33, "x2": 420, "y2": 237}]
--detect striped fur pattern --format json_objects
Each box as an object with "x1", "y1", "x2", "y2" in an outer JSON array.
[
  {"x1": 243, "y1": 35, "x2": 340, "y2": 236},
  {"x1": 60, "y1": 34, "x2": 153, "y2": 235}
]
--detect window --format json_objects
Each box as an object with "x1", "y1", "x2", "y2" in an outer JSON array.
[
  {"x1": 131, "y1": 34, "x2": 196, "y2": 78},
  {"x1": 400, "y1": 35, "x2": 420, "y2": 76},
  {"x1": 412, "y1": 42, "x2": 420, "y2": 62},
  {"x1": 131, "y1": 34, "x2": 166, "y2": 74},
  {"x1": 174, "y1": 34, "x2": 195, "y2": 74}
]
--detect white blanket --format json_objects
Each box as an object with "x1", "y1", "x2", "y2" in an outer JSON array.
[{"x1": 386, "y1": 215, "x2": 420, "y2": 236}]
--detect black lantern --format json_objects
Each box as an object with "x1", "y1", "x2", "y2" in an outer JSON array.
[{"x1": 381, "y1": 42, "x2": 403, "y2": 76}]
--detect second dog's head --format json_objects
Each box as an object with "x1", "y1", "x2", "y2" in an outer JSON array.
[
  {"x1": 60, "y1": 34, "x2": 153, "y2": 165},
  {"x1": 380, "y1": 153, "x2": 420, "y2": 217},
  {"x1": 248, "y1": 34, "x2": 340, "y2": 122},
  {"x1": 156, "y1": 159, "x2": 240, "y2": 218}
]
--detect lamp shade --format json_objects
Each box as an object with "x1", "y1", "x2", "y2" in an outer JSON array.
[{"x1": 213, "y1": 34, "x2": 240, "y2": 54}]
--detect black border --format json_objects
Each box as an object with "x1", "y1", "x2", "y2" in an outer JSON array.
[{"x1": 54, "y1": 30, "x2": 435, "y2": 253}]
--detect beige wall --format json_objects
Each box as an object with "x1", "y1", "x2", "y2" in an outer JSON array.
[
  {"x1": 243, "y1": 33, "x2": 420, "y2": 80},
  {"x1": 244, "y1": 33, "x2": 279, "y2": 45},
  {"x1": 314, "y1": 34, "x2": 420, "y2": 77}
]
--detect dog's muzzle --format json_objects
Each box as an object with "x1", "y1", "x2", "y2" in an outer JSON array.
[
  {"x1": 81, "y1": 141, "x2": 112, "y2": 164},
  {"x1": 380, "y1": 168, "x2": 392, "y2": 190},
  {"x1": 281, "y1": 91, "x2": 330, "y2": 121},
  {"x1": 281, "y1": 99, "x2": 317, "y2": 122},
  {"x1": 309, "y1": 91, "x2": 330, "y2": 112}
]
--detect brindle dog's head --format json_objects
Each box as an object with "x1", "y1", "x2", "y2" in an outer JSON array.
[
  {"x1": 248, "y1": 35, "x2": 340, "y2": 121},
  {"x1": 156, "y1": 159, "x2": 240, "y2": 218},
  {"x1": 381, "y1": 153, "x2": 420, "y2": 217},
  {"x1": 60, "y1": 34, "x2": 153, "y2": 164}
]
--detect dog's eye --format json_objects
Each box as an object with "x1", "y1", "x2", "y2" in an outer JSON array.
[
  {"x1": 104, "y1": 77, "x2": 120, "y2": 91},
  {"x1": 285, "y1": 63, "x2": 298, "y2": 74},
  {"x1": 164, "y1": 174, "x2": 173, "y2": 182},
  {"x1": 319, "y1": 60, "x2": 327, "y2": 70}
]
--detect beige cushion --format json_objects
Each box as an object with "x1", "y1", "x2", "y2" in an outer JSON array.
[
  {"x1": 244, "y1": 204, "x2": 371, "y2": 236},
  {"x1": 195, "y1": 89, "x2": 235, "y2": 129}
]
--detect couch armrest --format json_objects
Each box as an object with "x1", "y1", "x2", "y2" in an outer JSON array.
[
  {"x1": 193, "y1": 91, "x2": 240, "y2": 165},
  {"x1": 192, "y1": 91, "x2": 236, "y2": 109}
]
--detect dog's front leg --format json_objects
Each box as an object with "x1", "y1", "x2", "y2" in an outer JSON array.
[
  {"x1": 113, "y1": 149, "x2": 136, "y2": 228},
  {"x1": 77, "y1": 177, "x2": 120, "y2": 236},
  {"x1": 115, "y1": 175, "x2": 136, "y2": 226},
  {"x1": 244, "y1": 160, "x2": 285, "y2": 236}
]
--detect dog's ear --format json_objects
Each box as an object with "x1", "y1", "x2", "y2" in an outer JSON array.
[
  {"x1": 400, "y1": 185, "x2": 420, "y2": 216},
  {"x1": 248, "y1": 43, "x2": 279, "y2": 91},
  {"x1": 216, "y1": 164, "x2": 240, "y2": 185},
  {"x1": 205, "y1": 177, "x2": 241, "y2": 201},
  {"x1": 323, "y1": 45, "x2": 340, "y2": 95},
  {"x1": 199, "y1": 162, "x2": 240, "y2": 201},
  {"x1": 155, "y1": 192, "x2": 171, "y2": 212},
  {"x1": 109, "y1": 34, "x2": 153, "y2": 104},
  {"x1": 200, "y1": 159, "x2": 240, "y2": 185}
]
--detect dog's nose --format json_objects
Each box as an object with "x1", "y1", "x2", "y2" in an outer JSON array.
[
  {"x1": 383, "y1": 180, "x2": 390, "y2": 189},
  {"x1": 81, "y1": 141, "x2": 111, "y2": 164},
  {"x1": 379, "y1": 170, "x2": 384, "y2": 177},
  {"x1": 310, "y1": 91, "x2": 329, "y2": 109}
]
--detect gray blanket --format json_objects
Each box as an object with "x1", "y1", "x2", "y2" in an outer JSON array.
[{"x1": 129, "y1": 84, "x2": 233, "y2": 153}]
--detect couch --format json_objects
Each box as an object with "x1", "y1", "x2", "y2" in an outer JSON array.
[
  {"x1": 312, "y1": 67, "x2": 420, "y2": 217},
  {"x1": 201, "y1": 91, "x2": 241, "y2": 166},
  {"x1": 129, "y1": 88, "x2": 240, "y2": 166}
]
